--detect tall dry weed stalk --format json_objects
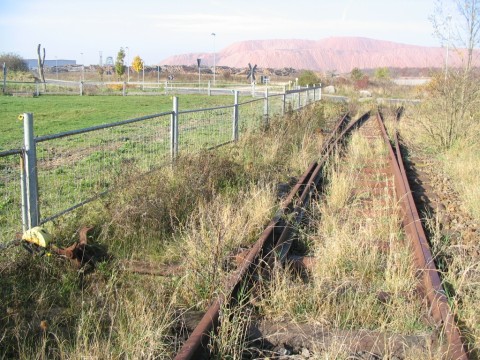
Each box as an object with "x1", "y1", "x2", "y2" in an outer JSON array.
[{"x1": 176, "y1": 184, "x2": 276, "y2": 307}]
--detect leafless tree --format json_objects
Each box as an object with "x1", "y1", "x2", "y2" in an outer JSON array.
[
  {"x1": 421, "y1": 0, "x2": 480, "y2": 149},
  {"x1": 37, "y1": 44, "x2": 46, "y2": 90},
  {"x1": 431, "y1": 0, "x2": 480, "y2": 72}
]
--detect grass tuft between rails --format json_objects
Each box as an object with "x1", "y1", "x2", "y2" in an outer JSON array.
[{"x1": 256, "y1": 127, "x2": 440, "y2": 359}]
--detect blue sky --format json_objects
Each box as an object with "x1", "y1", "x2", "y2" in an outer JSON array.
[{"x1": 0, "y1": 0, "x2": 439, "y2": 65}]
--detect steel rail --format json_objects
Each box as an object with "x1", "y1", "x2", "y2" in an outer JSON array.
[
  {"x1": 275, "y1": 112, "x2": 368, "y2": 261},
  {"x1": 174, "y1": 112, "x2": 353, "y2": 360},
  {"x1": 375, "y1": 112, "x2": 468, "y2": 360}
]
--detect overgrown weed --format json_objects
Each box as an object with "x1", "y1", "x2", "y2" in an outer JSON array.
[{"x1": 256, "y1": 125, "x2": 430, "y2": 341}]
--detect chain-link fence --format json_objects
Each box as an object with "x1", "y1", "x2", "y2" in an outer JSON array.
[{"x1": 0, "y1": 85, "x2": 321, "y2": 242}]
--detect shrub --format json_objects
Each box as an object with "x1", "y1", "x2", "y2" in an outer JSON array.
[
  {"x1": 0, "y1": 52, "x2": 29, "y2": 72},
  {"x1": 354, "y1": 75, "x2": 369, "y2": 90},
  {"x1": 350, "y1": 67, "x2": 364, "y2": 81},
  {"x1": 106, "y1": 83, "x2": 124, "y2": 91},
  {"x1": 298, "y1": 70, "x2": 320, "y2": 86},
  {"x1": 417, "y1": 70, "x2": 480, "y2": 149}
]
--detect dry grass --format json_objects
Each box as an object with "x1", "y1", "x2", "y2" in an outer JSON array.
[
  {"x1": 230, "y1": 102, "x2": 345, "y2": 183},
  {"x1": 1, "y1": 260, "x2": 178, "y2": 359},
  {"x1": 426, "y1": 211, "x2": 480, "y2": 356},
  {"x1": 311, "y1": 131, "x2": 426, "y2": 333},
  {"x1": 442, "y1": 144, "x2": 480, "y2": 221},
  {"x1": 175, "y1": 184, "x2": 276, "y2": 308},
  {"x1": 70, "y1": 274, "x2": 177, "y2": 359},
  {"x1": 397, "y1": 104, "x2": 480, "y2": 355},
  {"x1": 208, "y1": 290, "x2": 253, "y2": 360},
  {"x1": 256, "y1": 125, "x2": 432, "y2": 358}
]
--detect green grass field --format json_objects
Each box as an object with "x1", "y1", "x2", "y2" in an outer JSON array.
[
  {"x1": 0, "y1": 94, "x2": 237, "y2": 151},
  {"x1": 0, "y1": 93, "x2": 271, "y2": 244}
]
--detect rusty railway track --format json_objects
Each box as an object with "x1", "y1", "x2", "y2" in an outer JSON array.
[{"x1": 174, "y1": 110, "x2": 469, "y2": 360}]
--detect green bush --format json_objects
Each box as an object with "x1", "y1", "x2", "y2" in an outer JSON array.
[{"x1": 298, "y1": 70, "x2": 320, "y2": 86}]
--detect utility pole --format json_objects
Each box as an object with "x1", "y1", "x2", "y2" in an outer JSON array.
[{"x1": 80, "y1": 52, "x2": 84, "y2": 81}]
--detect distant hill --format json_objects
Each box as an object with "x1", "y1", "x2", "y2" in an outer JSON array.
[{"x1": 160, "y1": 37, "x2": 477, "y2": 73}]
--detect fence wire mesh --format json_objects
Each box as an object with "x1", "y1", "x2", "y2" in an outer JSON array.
[
  {"x1": 35, "y1": 113, "x2": 171, "y2": 223},
  {"x1": 268, "y1": 94, "x2": 285, "y2": 117},
  {"x1": 0, "y1": 153, "x2": 23, "y2": 244},
  {"x1": 238, "y1": 98, "x2": 264, "y2": 136},
  {"x1": 178, "y1": 106, "x2": 234, "y2": 153}
]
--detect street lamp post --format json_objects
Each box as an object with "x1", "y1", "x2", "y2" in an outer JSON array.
[
  {"x1": 211, "y1": 32, "x2": 216, "y2": 86},
  {"x1": 126, "y1": 47, "x2": 130, "y2": 83},
  {"x1": 445, "y1": 15, "x2": 452, "y2": 81},
  {"x1": 80, "y1": 52, "x2": 84, "y2": 81}
]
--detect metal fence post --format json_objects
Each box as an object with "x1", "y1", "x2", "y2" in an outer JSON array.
[
  {"x1": 23, "y1": 113, "x2": 40, "y2": 228},
  {"x1": 233, "y1": 90, "x2": 239, "y2": 141},
  {"x1": 20, "y1": 154, "x2": 28, "y2": 232},
  {"x1": 264, "y1": 87, "x2": 269, "y2": 127},
  {"x1": 282, "y1": 93, "x2": 286, "y2": 116},
  {"x1": 171, "y1": 97, "x2": 179, "y2": 161},
  {"x1": 80, "y1": 81, "x2": 83, "y2": 96},
  {"x1": 208, "y1": 80, "x2": 211, "y2": 96},
  {"x1": 319, "y1": 83, "x2": 322, "y2": 100},
  {"x1": 123, "y1": 82, "x2": 126, "y2": 96},
  {"x1": 298, "y1": 91, "x2": 301, "y2": 110},
  {"x1": 35, "y1": 83, "x2": 39, "y2": 96}
]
